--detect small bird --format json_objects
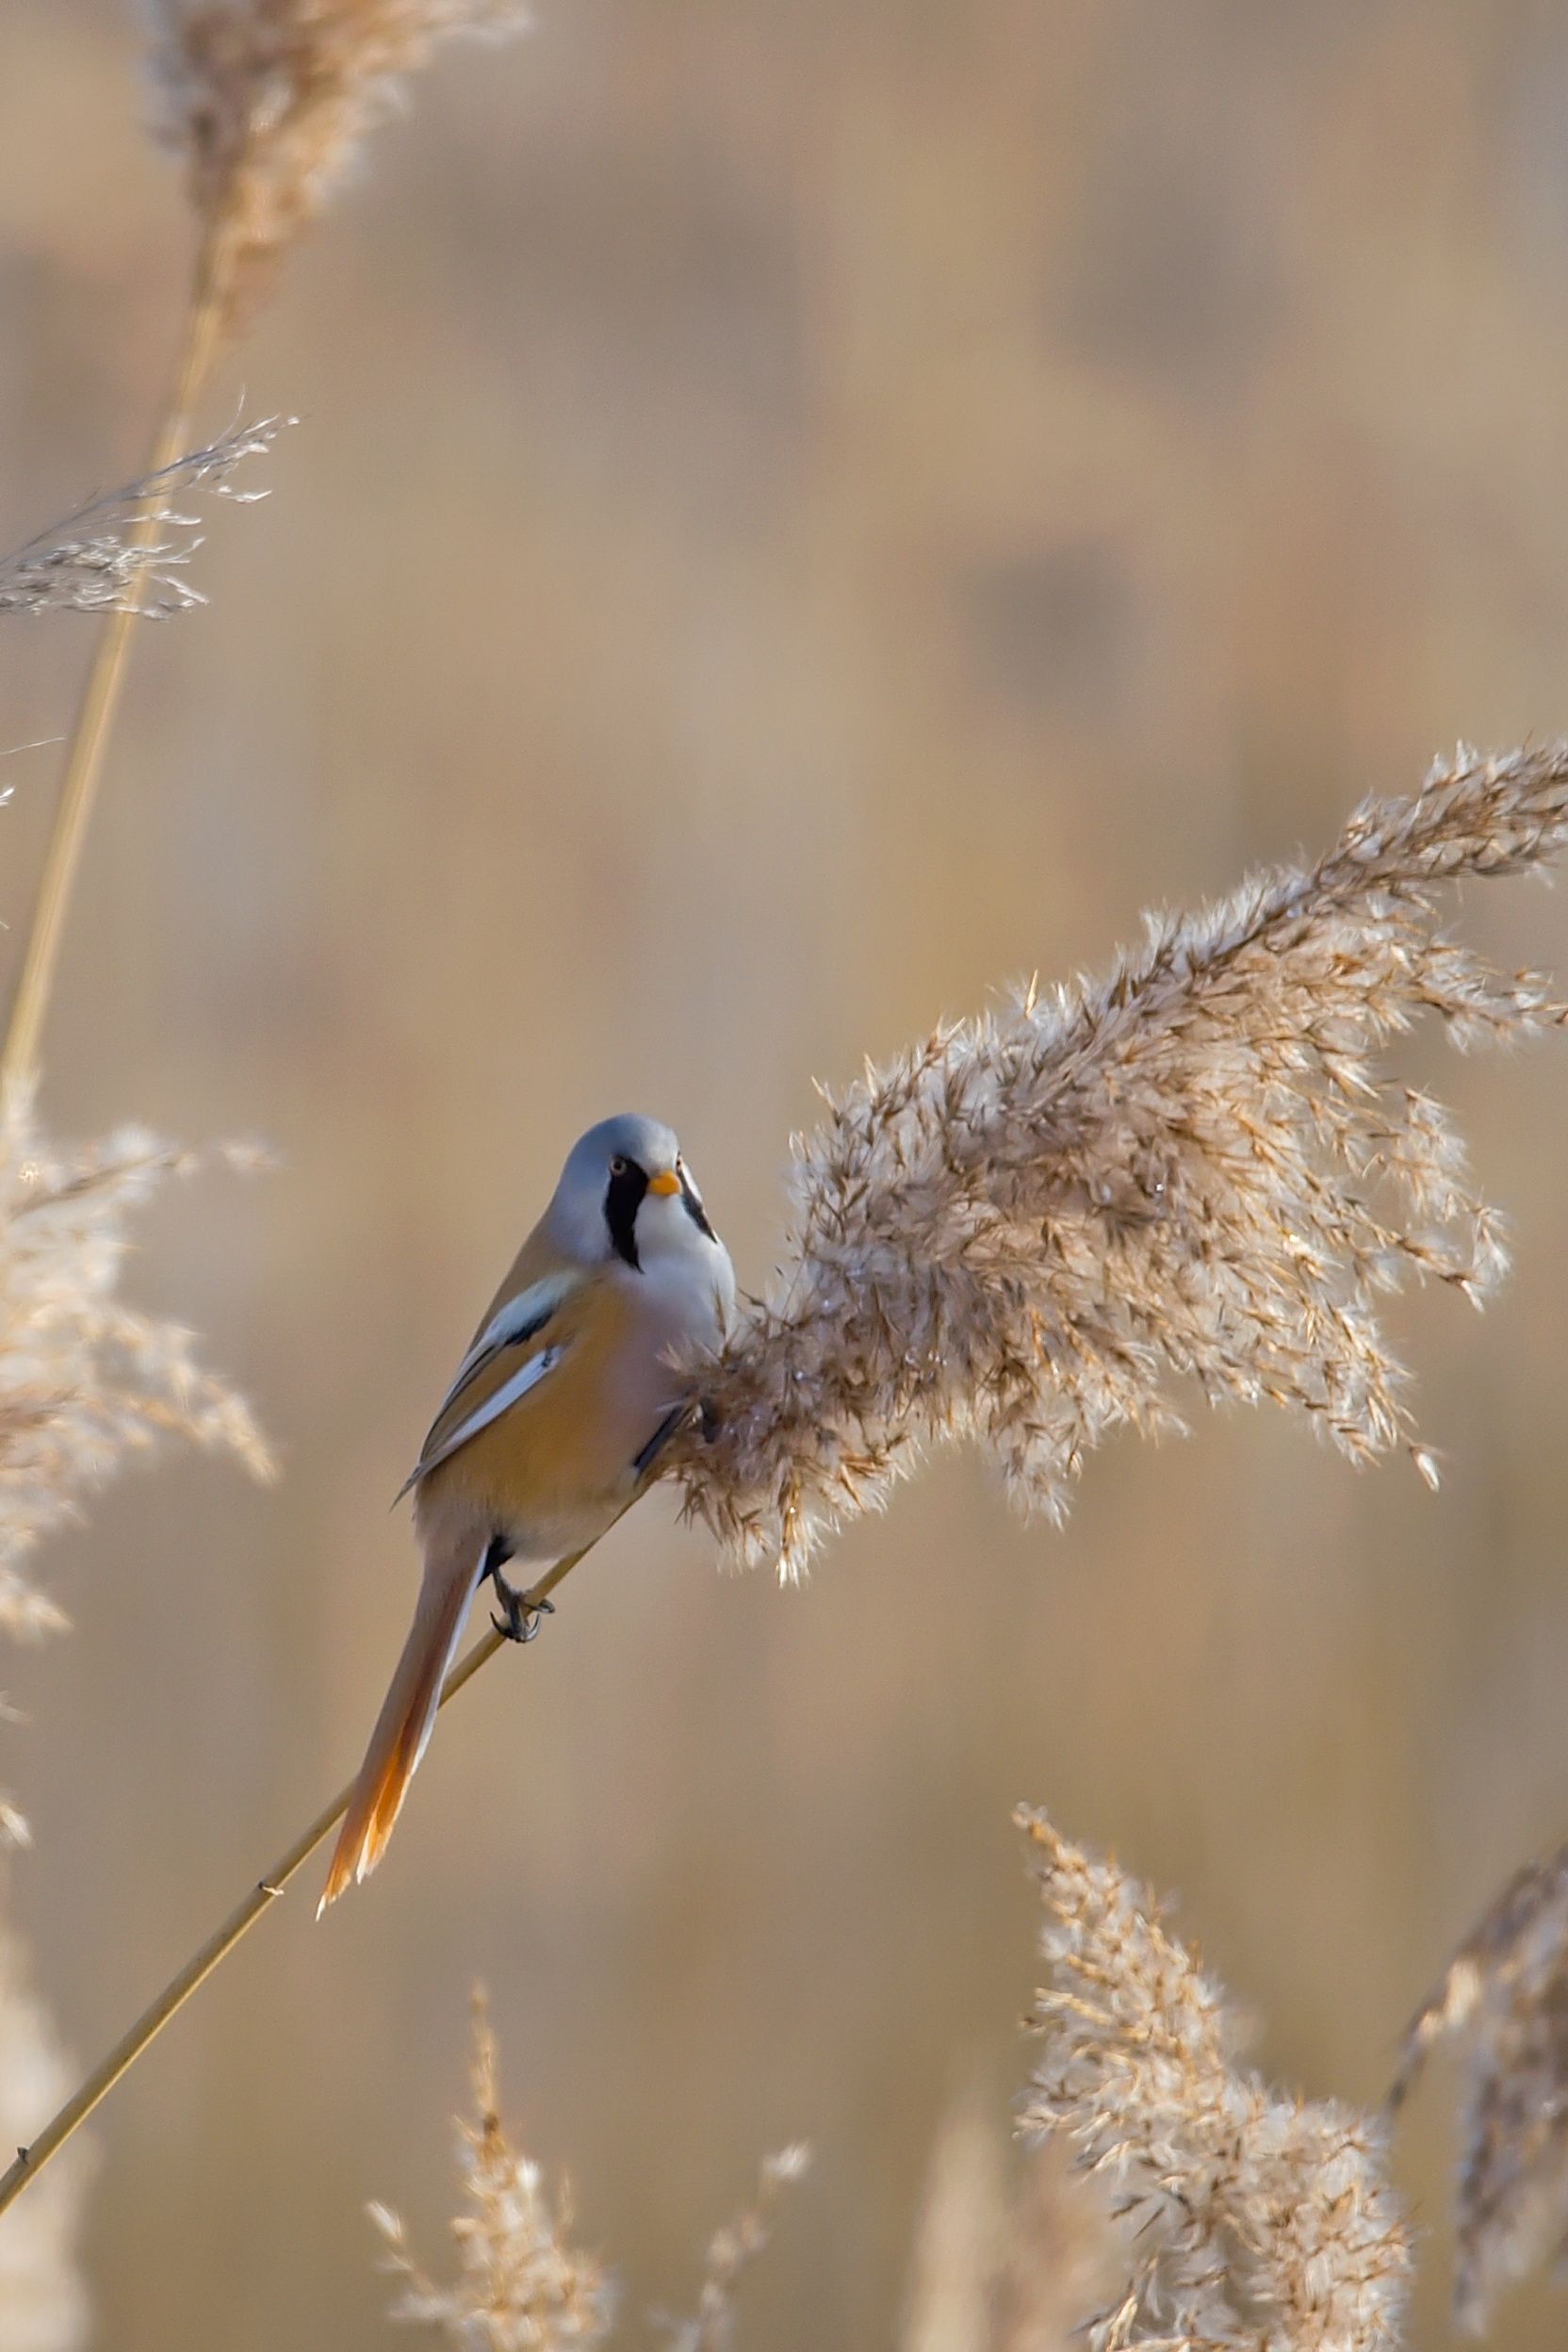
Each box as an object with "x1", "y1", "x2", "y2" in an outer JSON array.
[{"x1": 318, "y1": 1115, "x2": 733, "y2": 1912}]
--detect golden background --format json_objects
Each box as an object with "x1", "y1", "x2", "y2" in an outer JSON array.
[{"x1": 4, "y1": 3, "x2": 1568, "y2": 2344}]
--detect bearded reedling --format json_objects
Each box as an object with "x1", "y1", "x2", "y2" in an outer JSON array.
[{"x1": 319, "y1": 1116, "x2": 733, "y2": 1910}]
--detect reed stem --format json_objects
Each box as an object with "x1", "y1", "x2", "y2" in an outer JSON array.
[
  {"x1": 0, "y1": 1539, "x2": 595, "y2": 2221},
  {"x1": 0, "y1": 219, "x2": 237, "y2": 1097}
]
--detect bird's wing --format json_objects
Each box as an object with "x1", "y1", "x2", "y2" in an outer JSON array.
[{"x1": 395, "y1": 1266, "x2": 580, "y2": 1499}]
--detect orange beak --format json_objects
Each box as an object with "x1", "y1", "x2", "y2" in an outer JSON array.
[{"x1": 646, "y1": 1168, "x2": 681, "y2": 1197}]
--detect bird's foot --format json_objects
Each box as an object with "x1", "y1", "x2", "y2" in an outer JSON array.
[{"x1": 490, "y1": 1570, "x2": 555, "y2": 1645}]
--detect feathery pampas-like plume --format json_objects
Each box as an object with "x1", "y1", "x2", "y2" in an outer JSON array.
[
  {"x1": 678, "y1": 743, "x2": 1568, "y2": 1578},
  {"x1": 0, "y1": 416, "x2": 289, "y2": 621},
  {"x1": 0, "y1": 1101, "x2": 273, "y2": 1658},
  {"x1": 1391, "y1": 1840, "x2": 1568, "y2": 2332},
  {"x1": 142, "y1": 0, "x2": 530, "y2": 322},
  {"x1": 655, "y1": 2145, "x2": 811, "y2": 2352},
  {"x1": 0, "y1": 1926, "x2": 88, "y2": 2352},
  {"x1": 1017, "y1": 1806, "x2": 1411, "y2": 2352},
  {"x1": 371, "y1": 1999, "x2": 808, "y2": 2351},
  {"x1": 901, "y1": 2099, "x2": 1112, "y2": 2352},
  {"x1": 370, "y1": 1995, "x2": 615, "y2": 2349}
]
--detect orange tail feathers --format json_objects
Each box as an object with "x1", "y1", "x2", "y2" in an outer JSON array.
[{"x1": 318, "y1": 1547, "x2": 478, "y2": 1916}]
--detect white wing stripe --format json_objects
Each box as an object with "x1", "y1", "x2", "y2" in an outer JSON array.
[
  {"x1": 402, "y1": 1342, "x2": 566, "y2": 1490},
  {"x1": 446, "y1": 1271, "x2": 576, "y2": 1400},
  {"x1": 433, "y1": 1344, "x2": 564, "y2": 1460}
]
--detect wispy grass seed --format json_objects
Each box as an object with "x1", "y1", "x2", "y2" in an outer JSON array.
[{"x1": 680, "y1": 743, "x2": 1568, "y2": 1579}]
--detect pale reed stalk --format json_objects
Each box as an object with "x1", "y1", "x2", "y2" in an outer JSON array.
[
  {"x1": 0, "y1": 1525, "x2": 614, "y2": 2223},
  {"x1": 0, "y1": 223, "x2": 237, "y2": 1096},
  {"x1": 4, "y1": 0, "x2": 528, "y2": 1093}
]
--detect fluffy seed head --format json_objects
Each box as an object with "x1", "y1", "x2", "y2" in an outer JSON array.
[
  {"x1": 370, "y1": 1993, "x2": 614, "y2": 2349},
  {"x1": 142, "y1": 0, "x2": 529, "y2": 321},
  {"x1": 1018, "y1": 1806, "x2": 1411, "y2": 2352},
  {"x1": 677, "y1": 743, "x2": 1568, "y2": 1578},
  {"x1": 1393, "y1": 1841, "x2": 1568, "y2": 2331}
]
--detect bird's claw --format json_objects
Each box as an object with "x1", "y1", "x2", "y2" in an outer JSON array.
[{"x1": 490, "y1": 1576, "x2": 555, "y2": 1645}]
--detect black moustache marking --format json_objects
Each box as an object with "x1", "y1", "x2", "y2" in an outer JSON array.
[
  {"x1": 679, "y1": 1172, "x2": 716, "y2": 1240},
  {"x1": 604, "y1": 1160, "x2": 648, "y2": 1268}
]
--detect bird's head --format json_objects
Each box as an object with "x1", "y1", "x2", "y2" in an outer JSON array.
[{"x1": 547, "y1": 1113, "x2": 719, "y2": 1273}]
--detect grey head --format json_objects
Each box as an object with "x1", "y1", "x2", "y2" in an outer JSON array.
[{"x1": 545, "y1": 1113, "x2": 721, "y2": 1273}]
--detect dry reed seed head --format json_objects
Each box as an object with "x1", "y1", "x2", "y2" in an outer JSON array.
[
  {"x1": 0, "y1": 1098, "x2": 273, "y2": 1670},
  {"x1": 1015, "y1": 1806, "x2": 1412, "y2": 2352},
  {"x1": 0, "y1": 416, "x2": 291, "y2": 620},
  {"x1": 675, "y1": 743, "x2": 1568, "y2": 1580},
  {"x1": 371, "y1": 1993, "x2": 615, "y2": 2349},
  {"x1": 374, "y1": 2000, "x2": 806, "y2": 2352},
  {"x1": 142, "y1": 0, "x2": 530, "y2": 321},
  {"x1": 1392, "y1": 1841, "x2": 1568, "y2": 2332},
  {"x1": 902, "y1": 2098, "x2": 1114, "y2": 2352},
  {"x1": 656, "y1": 2146, "x2": 810, "y2": 2352},
  {"x1": 0, "y1": 1926, "x2": 90, "y2": 2352}
]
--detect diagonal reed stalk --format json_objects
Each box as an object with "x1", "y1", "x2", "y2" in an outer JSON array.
[
  {"x1": 0, "y1": 218, "x2": 237, "y2": 1098},
  {"x1": 0, "y1": 1535, "x2": 597, "y2": 2221}
]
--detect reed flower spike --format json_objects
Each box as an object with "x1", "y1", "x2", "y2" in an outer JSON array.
[
  {"x1": 0, "y1": 416, "x2": 289, "y2": 621},
  {"x1": 679, "y1": 743, "x2": 1568, "y2": 1577},
  {"x1": 1392, "y1": 1839, "x2": 1568, "y2": 2331},
  {"x1": 0, "y1": 1101, "x2": 273, "y2": 1649},
  {"x1": 143, "y1": 0, "x2": 531, "y2": 323},
  {"x1": 369, "y1": 1993, "x2": 617, "y2": 2349},
  {"x1": 1017, "y1": 1806, "x2": 1411, "y2": 2352},
  {"x1": 371, "y1": 1997, "x2": 807, "y2": 2352}
]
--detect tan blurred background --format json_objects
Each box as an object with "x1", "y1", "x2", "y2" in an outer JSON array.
[{"x1": 4, "y1": 1, "x2": 1568, "y2": 2344}]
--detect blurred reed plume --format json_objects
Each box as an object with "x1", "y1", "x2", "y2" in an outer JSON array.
[
  {"x1": 141, "y1": 0, "x2": 529, "y2": 327},
  {"x1": 902, "y1": 2096, "x2": 1011, "y2": 2352},
  {"x1": 681, "y1": 743, "x2": 1568, "y2": 1578},
  {"x1": 371, "y1": 1998, "x2": 807, "y2": 2349},
  {"x1": 0, "y1": 1103, "x2": 272, "y2": 1669},
  {"x1": 370, "y1": 1997, "x2": 613, "y2": 2347},
  {"x1": 1016, "y1": 1805, "x2": 1412, "y2": 2352},
  {"x1": 0, "y1": 405, "x2": 275, "y2": 2352},
  {"x1": 1392, "y1": 1840, "x2": 1568, "y2": 2332},
  {"x1": 0, "y1": 416, "x2": 287, "y2": 621},
  {"x1": 655, "y1": 2145, "x2": 811, "y2": 2352},
  {"x1": 2, "y1": 0, "x2": 527, "y2": 1098},
  {"x1": 0, "y1": 1926, "x2": 88, "y2": 2352},
  {"x1": 901, "y1": 2100, "x2": 1111, "y2": 2352}
]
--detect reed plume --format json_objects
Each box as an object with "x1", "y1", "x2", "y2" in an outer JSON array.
[
  {"x1": 0, "y1": 1924, "x2": 88, "y2": 2352},
  {"x1": 1017, "y1": 1805, "x2": 1411, "y2": 2352},
  {"x1": 1391, "y1": 1839, "x2": 1568, "y2": 2331},
  {"x1": 142, "y1": 0, "x2": 529, "y2": 328},
  {"x1": 371, "y1": 1998, "x2": 807, "y2": 2351},
  {"x1": 2, "y1": 0, "x2": 527, "y2": 1097},
  {"x1": 0, "y1": 416, "x2": 287, "y2": 622},
  {"x1": 370, "y1": 1991, "x2": 614, "y2": 2347},
  {"x1": 679, "y1": 743, "x2": 1568, "y2": 1578},
  {"x1": 0, "y1": 1102, "x2": 272, "y2": 1663},
  {"x1": 656, "y1": 2145, "x2": 811, "y2": 2352},
  {"x1": 901, "y1": 2100, "x2": 1110, "y2": 2352}
]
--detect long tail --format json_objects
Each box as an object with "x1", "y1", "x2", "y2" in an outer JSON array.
[{"x1": 318, "y1": 1543, "x2": 480, "y2": 1915}]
